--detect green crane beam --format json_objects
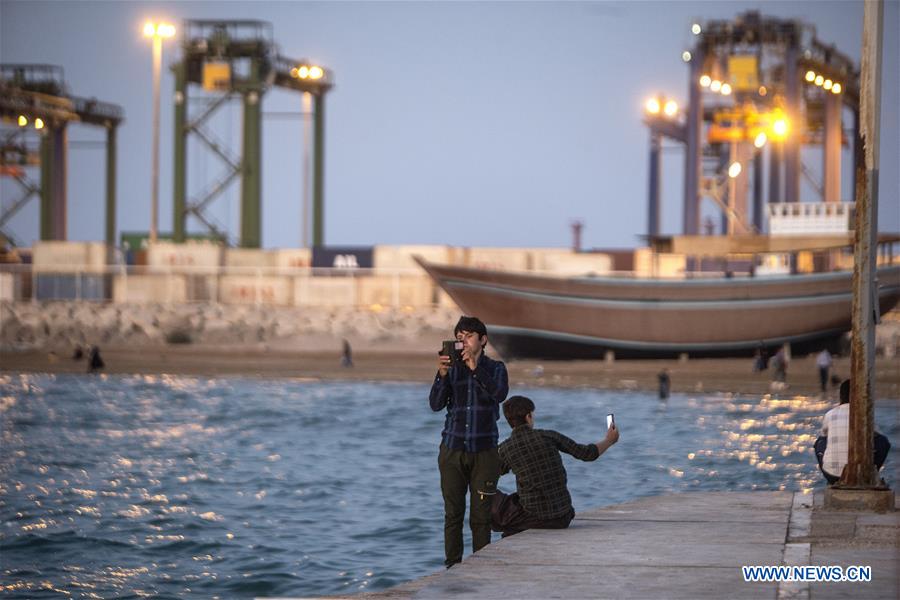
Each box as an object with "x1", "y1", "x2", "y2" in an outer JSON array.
[
  {"x1": 171, "y1": 20, "x2": 333, "y2": 248},
  {"x1": 105, "y1": 125, "x2": 116, "y2": 246},
  {"x1": 241, "y1": 84, "x2": 262, "y2": 248},
  {"x1": 313, "y1": 93, "x2": 325, "y2": 247},
  {"x1": 173, "y1": 61, "x2": 187, "y2": 243}
]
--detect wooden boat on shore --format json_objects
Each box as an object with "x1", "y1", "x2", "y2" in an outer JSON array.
[{"x1": 415, "y1": 256, "x2": 900, "y2": 359}]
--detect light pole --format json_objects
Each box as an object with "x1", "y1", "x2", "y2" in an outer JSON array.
[
  {"x1": 289, "y1": 62, "x2": 328, "y2": 247},
  {"x1": 143, "y1": 21, "x2": 176, "y2": 244},
  {"x1": 301, "y1": 92, "x2": 312, "y2": 248},
  {"x1": 643, "y1": 95, "x2": 680, "y2": 238}
]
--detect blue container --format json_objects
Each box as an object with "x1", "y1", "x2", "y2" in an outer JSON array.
[{"x1": 35, "y1": 274, "x2": 107, "y2": 301}]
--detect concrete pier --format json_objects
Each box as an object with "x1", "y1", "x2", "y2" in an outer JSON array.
[{"x1": 276, "y1": 490, "x2": 899, "y2": 600}]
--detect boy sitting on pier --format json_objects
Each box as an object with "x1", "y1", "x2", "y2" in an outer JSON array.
[{"x1": 491, "y1": 395, "x2": 619, "y2": 537}]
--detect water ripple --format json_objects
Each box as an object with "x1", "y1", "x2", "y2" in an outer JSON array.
[{"x1": 1, "y1": 375, "x2": 895, "y2": 598}]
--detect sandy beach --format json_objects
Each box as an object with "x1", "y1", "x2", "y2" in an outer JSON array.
[
  {"x1": 3, "y1": 302, "x2": 900, "y2": 398},
  {"x1": 3, "y1": 344, "x2": 900, "y2": 399}
]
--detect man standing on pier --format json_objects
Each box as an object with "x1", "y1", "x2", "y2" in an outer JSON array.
[{"x1": 429, "y1": 316, "x2": 509, "y2": 568}]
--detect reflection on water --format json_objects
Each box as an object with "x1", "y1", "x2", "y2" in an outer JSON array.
[{"x1": 0, "y1": 374, "x2": 896, "y2": 598}]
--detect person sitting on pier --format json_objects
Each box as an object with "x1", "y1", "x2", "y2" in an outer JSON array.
[
  {"x1": 491, "y1": 395, "x2": 619, "y2": 537},
  {"x1": 814, "y1": 379, "x2": 891, "y2": 485}
]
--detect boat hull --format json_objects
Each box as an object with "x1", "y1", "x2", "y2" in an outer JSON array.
[{"x1": 416, "y1": 259, "x2": 900, "y2": 359}]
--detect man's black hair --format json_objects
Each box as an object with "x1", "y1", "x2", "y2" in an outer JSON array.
[
  {"x1": 839, "y1": 379, "x2": 851, "y2": 404},
  {"x1": 454, "y1": 316, "x2": 487, "y2": 337},
  {"x1": 503, "y1": 395, "x2": 535, "y2": 428}
]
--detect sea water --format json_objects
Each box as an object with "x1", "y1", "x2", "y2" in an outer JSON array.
[{"x1": 1, "y1": 374, "x2": 897, "y2": 598}]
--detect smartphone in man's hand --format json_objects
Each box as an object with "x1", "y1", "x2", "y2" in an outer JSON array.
[
  {"x1": 440, "y1": 340, "x2": 464, "y2": 365},
  {"x1": 606, "y1": 413, "x2": 615, "y2": 429}
]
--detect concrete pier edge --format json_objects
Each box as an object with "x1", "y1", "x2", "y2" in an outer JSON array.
[{"x1": 267, "y1": 490, "x2": 900, "y2": 600}]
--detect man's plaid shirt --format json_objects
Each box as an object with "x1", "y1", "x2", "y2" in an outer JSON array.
[
  {"x1": 821, "y1": 403, "x2": 849, "y2": 477},
  {"x1": 498, "y1": 426, "x2": 600, "y2": 520},
  {"x1": 429, "y1": 353, "x2": 509, "y2": 453}
]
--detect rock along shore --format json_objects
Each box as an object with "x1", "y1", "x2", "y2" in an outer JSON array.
[
  {"x1": 2, "y1": 302, "x2": 899, "y2": 356},
  {"x1": 0, "y1": 301, "x2": 461, "y2": 353}
]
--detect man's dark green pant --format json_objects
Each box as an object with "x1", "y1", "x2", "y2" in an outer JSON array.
[{"x1": 438, "y1": 444, "x2": 500, "y2": 567}]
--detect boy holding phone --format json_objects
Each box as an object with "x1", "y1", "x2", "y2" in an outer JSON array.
[
  {"x1": 429, "y1": 316, "x2": 509, "y2": 568},
  {"x1": 492, "y1": 395, "x2": 619, "y2": 537}
]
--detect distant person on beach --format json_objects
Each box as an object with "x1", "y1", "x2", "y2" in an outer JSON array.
[
  {"x1": 815, "y1": 349, "x2": 832, "y2": 393},
  {"x1": 771, "y1": 347, "x2": 788, "y2": 383},
  {"x1": 753, "y1": 343, "x2": 768, "y2": 372},
  {"x1": 429, "y1": 316, "x2": 508, "y2": 568},
  {"x1": 491, "y1": 395, "x2": 619, "y2": 537},
  {"x1": 657, "y1": 369, "x2": 670, "y2": 400},
  {"x1": 87, "y1": 346, "x2": 104, "y2": 373},
  {"x1": 72, "y1": 345, "x2": 84, "y2": 360},
  {"x1": 814, "y1": 379, "x2": 891, "y2": 485},
  {"x1": 341, "y1": 339, "x2": 353, "y2": 368}
]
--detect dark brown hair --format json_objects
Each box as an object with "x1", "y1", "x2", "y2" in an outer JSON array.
[{"x1": 503, "y1": 395, "x2": 535, "y2": 428}]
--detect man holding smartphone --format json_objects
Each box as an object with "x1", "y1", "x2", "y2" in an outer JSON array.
[
  {"x1": 492, "y1": 395, "x2": 619, "y2": 537},
  {"x1": 429, "y1": 316, "x2": 509, "y2": 568}
]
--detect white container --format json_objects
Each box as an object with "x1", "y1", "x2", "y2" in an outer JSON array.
[
  {"x1": 633, "y1": 248, "x2": 686, "y2": 278},
  {"x1": 84, "y1": 242, "x2": 111, "y2": 273},
  {"x1": 272, "y1": 248, "x2": 312, "y2": 270},
  {"x1": 33, "y1": 241, "x2": 109, "y2": 273},
  {"x1": 0, "y1": 272, "x2": 20, "y2": 301},
  {"x1": 535, "y1": 250, "x2": 612, "y2": 275},
  {"x1": 114, "y1": 274, "x2": 189, "y2": 303},
  {"x1": 462, "y1": 247, "x2": 534, "y2": 271},
  {"x1": 147, "y1": 241, "x2": 223, "y2": 273},
  {"x1": 373, "y1": 245, "x2": 449, "y2": 271},
  {"x1": 293, "y1": 276, "x2": 357, "y2": 307},
  {"x1": 768, "y1": 202, "x2": 854, "y2": 235},
  {"x1": 357, "y1": 274, "x2": 436, "y2": 307},
  {"x1": 219, "y1": 275, "x2": 293, "y2": 306},
  {"x1": 224, "y1": 248, "x2": 275, "y2": 269}
]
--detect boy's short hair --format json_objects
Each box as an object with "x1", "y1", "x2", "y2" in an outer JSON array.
[
  {"x1": 840, "y1": 379, "x2": 851, "y2": 404},
  {"x1": 503, "y1": 395, "x2": 535, "y2": 428},
  {"x1": 454, "y1": 316, "x2": 488, "y2": 349},
  {"x1": 454, "y1": 316, "x2": 487, "y2": 337}
]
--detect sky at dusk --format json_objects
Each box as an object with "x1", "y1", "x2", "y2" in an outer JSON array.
[{"x1": 1, "y1": 1, "x2": 898, "y2": 250}]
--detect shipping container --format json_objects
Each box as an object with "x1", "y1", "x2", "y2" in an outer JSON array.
[
  {"x1": 147, "y1": 241, "x2": 223, "y2": 272},
  {"x1": 219, "y1": 275, "x2": 293, "y2": 305},
  {"x1": 294, "y1": 277, "x2": 357, "y2": 306},
  {"x1": 35, "y1": 274, "x2": 106, "y2": 301}
]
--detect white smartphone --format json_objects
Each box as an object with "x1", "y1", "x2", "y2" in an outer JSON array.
[{"x1": 606, "y1": 413, "x2": 615, "y2": 429}]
